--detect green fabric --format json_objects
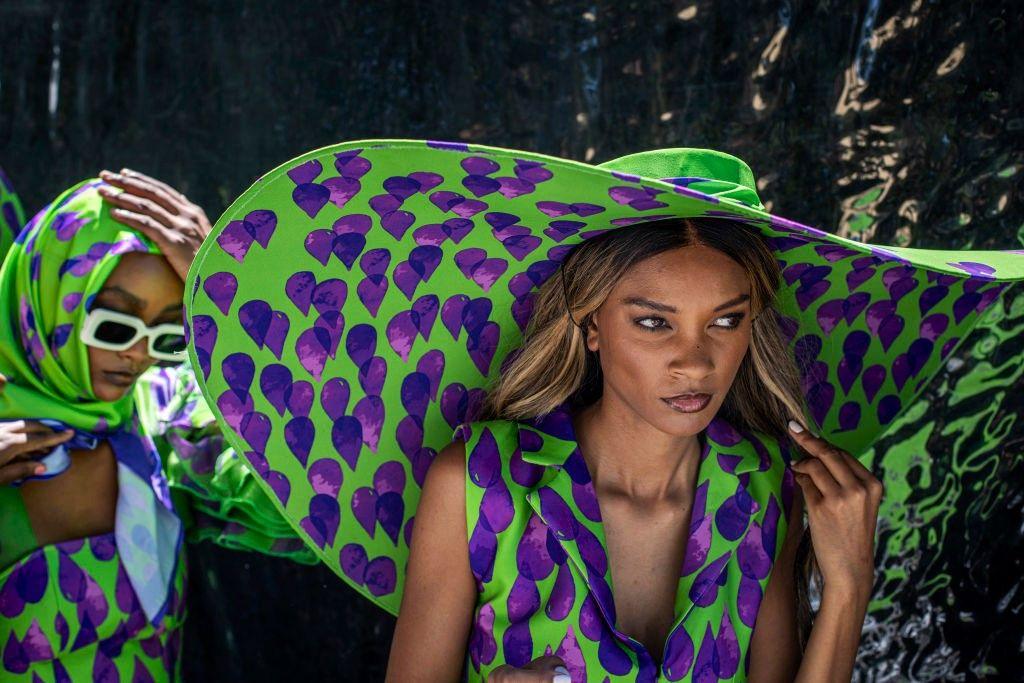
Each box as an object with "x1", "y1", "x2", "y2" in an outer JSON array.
[
  {"x1": 137, "y1": 363, "x2": 318, "y2": 562},
  {"x1": 0, "y1": 486, "x2": 36, "y2": 568},
  {"x1": 0, "y1": 166, "x2": 27, "y2": 261},
  {"x1": 457, "y1": 408, "x2": 790, "y2": 681},
  {"x1": 599, "y1": 148, "x2": 763, "y2": 209},
  {"x1": 0, "y1": 178, "x2": 159, "y2": 430},
  {"x1": 182, "y1": 139, "x2": 1024, "y2": 628},
  {"x1": 0, "y1": 528, "x2": 188, "y2": 682}
]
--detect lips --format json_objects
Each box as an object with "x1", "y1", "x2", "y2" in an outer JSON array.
[
  {"x1": 662, "y1": 393, "x2": 712, "y2": 413},
  {"x1": 101, "y1": 370, "x2": 139, "y2": 388}
]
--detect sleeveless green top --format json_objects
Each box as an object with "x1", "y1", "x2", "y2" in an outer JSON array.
[{"x1": 457, "y1": 404, "x2": 793, "y2": 682}]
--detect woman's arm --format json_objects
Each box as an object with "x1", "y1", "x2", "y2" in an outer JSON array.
[
  {"x1": 750, "y1": 422, "x2": 881, "y2": 682},
  {"x1": 386, "y1": 440, "x2": 477, "y2": 682},
  {"x1": 787, "y1": 420, "x2": 879, "y2": 683}
]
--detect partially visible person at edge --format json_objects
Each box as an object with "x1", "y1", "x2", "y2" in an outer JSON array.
[
  {"x1": 0, "y1": 171, "x2": 316, "y2": 681},
  {"x1": 388, "y1": 219, "x2": 883, "y2": 682}
]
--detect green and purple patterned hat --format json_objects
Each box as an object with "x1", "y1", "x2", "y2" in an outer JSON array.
[{"x1": 183, "y1": 139, "x2": 1024, "y2": 614}]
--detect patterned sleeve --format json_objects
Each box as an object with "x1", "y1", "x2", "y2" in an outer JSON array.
[{"x1": 136, "y1": 364, "x2": 317, "y2": 564}]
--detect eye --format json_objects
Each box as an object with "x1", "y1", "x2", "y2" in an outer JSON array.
[
  {"x1": 634, "y1": 316, "x2": 669, "y2": 331},
  {"x1": 714, "y1": 313, "x2": 746, "y2": 329}
]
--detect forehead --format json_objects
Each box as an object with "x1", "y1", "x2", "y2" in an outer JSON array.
[
  {"x1": 98, "y1": 253, "x2": 184, "y2": 313},
  {"x1": 613, "y1": 245, "x2": 750, "y2": 302}
]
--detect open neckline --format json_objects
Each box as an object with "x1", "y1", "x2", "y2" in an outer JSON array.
[{"x1": 532, "y1": 406, "x2": 718, "y2": 668}]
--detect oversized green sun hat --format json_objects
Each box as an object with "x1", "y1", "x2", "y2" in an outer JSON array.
[{"x1": 183, "y1": 139, "x2": 1024, "y2": 613}]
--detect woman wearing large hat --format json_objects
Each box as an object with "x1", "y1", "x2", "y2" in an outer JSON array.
[{"x1": 184, "y1": 140, "x2": 1024, "y2": 680}]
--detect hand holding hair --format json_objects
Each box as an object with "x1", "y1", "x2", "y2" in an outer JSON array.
[
  {"x1": 785, "y1": 419, "x2": 883, "y2": 683},
  {"x1": 787, "y1": 419, "x2": 882, "y2": 599}
]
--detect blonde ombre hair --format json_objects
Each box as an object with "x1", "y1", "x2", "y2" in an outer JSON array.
[{"x1": 483, "y1": 216, "x2": 808, "y2": 442}]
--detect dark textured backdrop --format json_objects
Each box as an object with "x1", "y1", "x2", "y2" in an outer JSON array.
[{"x1": 2, "y1": 1, "x2": 1022, "y2": 680}]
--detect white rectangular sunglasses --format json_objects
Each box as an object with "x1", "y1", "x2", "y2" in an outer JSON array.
[{"x1": 79, "y1": 308, "x2": 187, "y2": 363}]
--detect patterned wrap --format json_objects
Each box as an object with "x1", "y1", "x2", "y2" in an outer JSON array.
[
  {"x1": 457, "y1": 405, "x2": 792, "y2": 682},
  {"x1": 0, "y1": 179, "x2": 314, "y2": 681},
  {"x1": 0, "y1": 166, "x2": 26, "y2": 261}
]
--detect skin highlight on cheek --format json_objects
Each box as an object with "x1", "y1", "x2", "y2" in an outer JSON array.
[{"x1": 85, "y1": 253, "x2": 184, "y2": 402}]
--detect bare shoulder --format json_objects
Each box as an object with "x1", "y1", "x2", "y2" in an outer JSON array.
[
  {"x1": 412, "y1": 439, "x2": 469, "y2": 537},
  {"x1": 422, "y1": 439, "x2": 467, "y2": 499}
]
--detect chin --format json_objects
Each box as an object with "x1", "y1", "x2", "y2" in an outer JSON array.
[{"x1": 91, "y1": 381, "x2": 133, "y2": 402}]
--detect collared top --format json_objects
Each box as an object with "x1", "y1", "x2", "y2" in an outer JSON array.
[{"x1": 456, "y1": 404, "x2": 795, "y2": 682}]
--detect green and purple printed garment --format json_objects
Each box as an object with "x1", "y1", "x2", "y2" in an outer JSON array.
[
  {"x1": 138, "y1": 363, "x2": 317, "y2": 561},
  {"x1": 183, "y1": 140, "x2": 1024, "y2": 632},
  {"x1": 0, "y1": 165, "x2": 26, "y2": 261},
  {"x1": 457, "y1": 405, "x2": 790, "y2": 681},
  {"x1": 0, "y1": 182, "x2": 310, "y2": 682}
]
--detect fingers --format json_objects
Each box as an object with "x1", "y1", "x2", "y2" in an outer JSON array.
[
  {"x1": 788, "y1": 420, "x2": 884, "y2": 508},
  {"x1": 98, "y1": 185, "x2": 179, "y2": 231},
  {"x1": 791, "y1": 457, "x2": 840, "y2": 500},
  {"x1": 99, "y1": 170, "x2": 181, "y2": 215},
  {"x1": 116, "y1": 168, "x2": 189, "y2": 204},
  {"x1": 0, "y1": 459, "x2": 46, "y2": 486},
  {"x1": 787, "y1": 420, "x2": 862, "y2": 489},
  {"x1": 106, "y1": 206, "x2": 169, "y2": 244},
  {"x1": 488, "y1": 656, "x2": 568, "y2": 682},
  {"x1": 1, "y1": 426, "x2": 73, "y2": 463}
]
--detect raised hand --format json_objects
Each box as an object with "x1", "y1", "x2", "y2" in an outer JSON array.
[
  {"x1": 787, "y1": 419, "x2": 882, "y2": 600},
  {"x1": 98, "y1": 168, "x2": 212, "y2": 281}
]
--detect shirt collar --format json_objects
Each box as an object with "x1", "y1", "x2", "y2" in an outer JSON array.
[{"x1": 516, "y1": 402, "x2": 774, "y2": 475}]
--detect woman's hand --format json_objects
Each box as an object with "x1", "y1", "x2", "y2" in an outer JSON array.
[
  {"x1": 0, "y1": 420, "x2": 74, "y2": 486},
  {"x1": 487, "y1": 658, "x2": 570, "y2": 682},
  {"x1": 98, "y1": 168, "x2": 212, "y2": 281},
  {"x1": 787, "y1": 420, "x2": 882, "y2": 601}
]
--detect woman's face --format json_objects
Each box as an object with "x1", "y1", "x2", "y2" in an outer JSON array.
[
  {"x1": 87, "y1": 253, "x2": 184, "y2": 401},
  {"x1": 586, "y1": 244, "x2": 753, "y2": 438}
]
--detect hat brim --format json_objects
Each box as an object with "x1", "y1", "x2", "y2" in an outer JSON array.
[{"x1": 184, "y1": 139, "x2": 1024, "y2": 613}]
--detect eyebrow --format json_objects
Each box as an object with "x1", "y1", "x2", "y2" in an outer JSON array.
[
  {"x1": 622, "y1": 293, "x2": 751, "y2": 313},
  {"x1": 96, "y1": 286, "x2": 143, "y2": 312},
  {"x1": 96, "y1": 286, "x2": 181, "y2": 319}
]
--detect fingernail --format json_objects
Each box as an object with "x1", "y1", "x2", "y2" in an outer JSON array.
[
  {"x1": 553, "y1": 667, "x2": 570, "y2": 683},
  {"x1": 788, "y1": 420, "x2": 805, "y2": 433}
]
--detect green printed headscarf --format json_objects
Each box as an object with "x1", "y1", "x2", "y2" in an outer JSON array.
[
  {"x1": 0, "y1": 166, "x2": 27, "y2": 261},
  {"x1": 0, "y1": 179, "x2": 160, "y2": 429}
]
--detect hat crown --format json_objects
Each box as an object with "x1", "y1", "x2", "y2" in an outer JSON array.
[{"x1": 598, "y1": 147, "x2": 764, "y2": 209}]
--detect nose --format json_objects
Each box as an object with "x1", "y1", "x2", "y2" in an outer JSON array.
[
  {"x1": 666, "y1": 330, "x2": 715, "y2": 380},
  {"x1": 118, "y1": 337, "x2": 152, "y2": 368}
]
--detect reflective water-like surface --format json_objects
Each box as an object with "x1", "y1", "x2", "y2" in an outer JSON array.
[{"x1": 1, "y1": 1, "x2": 1021, "y2": 680}]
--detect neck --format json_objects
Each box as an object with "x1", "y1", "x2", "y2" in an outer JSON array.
[{"x1": 572, "y1": 393, "x2": 704, "y2": 502}]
